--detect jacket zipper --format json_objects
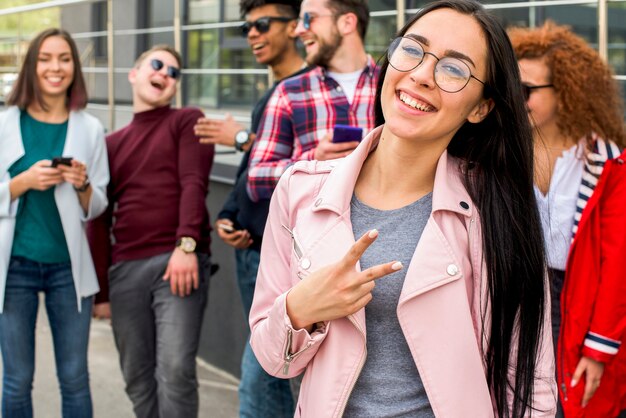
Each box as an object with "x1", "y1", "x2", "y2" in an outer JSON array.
[
  {"x1": 337, "y1": 315, "x2": 367, "y2": 416},
  {"x1": 282, "y1": 224, "x2": 303, "y2": 258},
  {"x1": 282, "y1": 328, "x2": 313, "y2": 375}
]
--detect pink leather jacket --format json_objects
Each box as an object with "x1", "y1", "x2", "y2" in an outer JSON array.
[{"x1": 249, "y1": 126, "x2": 556, "y2": 417}]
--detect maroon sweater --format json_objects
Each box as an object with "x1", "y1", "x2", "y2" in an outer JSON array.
[{"x1": 88, "y1": 106, "x2": 214, "y2": 303}]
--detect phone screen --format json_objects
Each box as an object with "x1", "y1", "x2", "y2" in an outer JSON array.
[
  {"x1": 332, "y1": 125, "x2": 363, "y2": 143},
  {"x1": 218, "y1": 223, "x2": 235, "y2": 233},
  {"x1": 51, "y1": 157, "x2": 73, "y2": 168}
]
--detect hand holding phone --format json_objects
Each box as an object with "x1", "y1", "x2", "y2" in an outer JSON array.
[
  {"x1": 218, "y1": 223, "x2": 235, "y2": 233},
  {"x1": 50, "y1": 157, "x2": 73, "y2": 168},
  {"x1": 332, "y1": 125, "x2": 363, "y2": 143}
]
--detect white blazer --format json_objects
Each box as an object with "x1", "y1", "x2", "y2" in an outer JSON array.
[{"x1": 0, "y1": 106, "x2": 109, "y2": 312}]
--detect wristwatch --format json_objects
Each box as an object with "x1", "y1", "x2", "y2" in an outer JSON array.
[
  {"x1": 74, "y1": 177, "x2": 90, "y2": 193},
  {"x1": 234, "y1": 129, "x2": 251, "y2": 152},
  {"x1": 175, "y1": 237, "x2": 197, "y2": 254}
]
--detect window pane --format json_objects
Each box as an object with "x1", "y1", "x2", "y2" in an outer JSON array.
[
  {"x1": 366, "y1": 15, "x2": 397, "y2": 62},
  {"x1": 185, "y1": 28, "x2": 266, "y2": 110},
  {"x1": 369, "y1": 0, "x2": 398, "y2": 12},
  {"x1": 188, "y1": 0, "x2": 219, "y2": 23},
  {"x1": 609, "y1": 2, "x2": 626, "y2": 76},
  {"x1": 187, "y1": 0, "x2": 236, "y2": 24},
  {"x1": 619, "y1": 80, "x2": 626, "y2": 120},
  {"x1": 150, "y1": 0, "x2": 174, "y2": 27}
]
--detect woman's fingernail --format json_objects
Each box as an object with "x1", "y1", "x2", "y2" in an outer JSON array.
[
  {"x1": 391, "y1": 262, "x2": 403, "y2": 271},
  {"x1": 368, "y1": 229, "x2": 378, "y2": 238}
]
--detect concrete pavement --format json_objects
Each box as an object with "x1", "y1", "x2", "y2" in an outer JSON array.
[{"x1": 0, "y1": 305, "x2": 239, "y2": 417}]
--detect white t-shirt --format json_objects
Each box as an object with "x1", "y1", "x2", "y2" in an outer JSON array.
[
  {"x1": 534, "y1": 143, "x2": 585, "y2": 271},
  {"x1": 327, "y1": 69, "x2": 362, "y2": 104}
]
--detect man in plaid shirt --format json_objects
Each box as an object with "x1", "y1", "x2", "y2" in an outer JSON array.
[{"x1": 247, "y1": 0, "x2": 379, "y2": 202}]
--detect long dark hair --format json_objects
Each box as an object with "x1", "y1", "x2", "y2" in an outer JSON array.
[
  {"x1": 375, "y1": 1, "x2": 547, "y2": 416},
  {"x1": 7, "y1": 28, "x2": 87, "y2": 111}
]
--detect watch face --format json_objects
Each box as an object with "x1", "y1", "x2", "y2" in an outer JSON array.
[
  {"x1": 179, "y1": 237, "x2": 197, "y2": 253},
  {"x1": 235, "y1": 130, "x2": 249, "y2": 145}
]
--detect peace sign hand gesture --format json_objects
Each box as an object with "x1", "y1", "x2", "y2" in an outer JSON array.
[{"x1": 285, "y1": 229, "x2": 403, "y2": 332}]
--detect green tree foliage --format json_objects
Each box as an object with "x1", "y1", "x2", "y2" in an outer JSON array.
[
  {"x1": 0, "y1": 1, "x2": 60, "y2": 37},
  {"x1": 0, "y1": 1, "x2": 60, "y2": 67}
]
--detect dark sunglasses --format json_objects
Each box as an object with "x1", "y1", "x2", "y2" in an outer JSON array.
[
  {"x1": 240, "y1": 16, "x2": 294, "y2": 36},
  {"x1": 150, "y1": 58, "x2": 181, "y2": 79},
  {"x1": 522, "y1": 83, "x2": 553, "y2": 101}
]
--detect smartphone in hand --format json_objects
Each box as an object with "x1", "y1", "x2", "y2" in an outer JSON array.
[
  {"x1": 217, "y1": 223, "x2": 236, "y2": 233},
  {"x1": 50, "y1": 157, "x2": 73, "y2": 168},
  {"x1": 332, "y1": 125, "x2": 363, "y2": 143}
]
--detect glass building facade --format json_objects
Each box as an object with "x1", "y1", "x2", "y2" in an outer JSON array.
[{"x1": 1, "y1": 0, "x2": 625, "y2": 137}]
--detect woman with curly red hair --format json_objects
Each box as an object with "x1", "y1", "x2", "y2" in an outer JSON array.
[{"x1": 510, "y1": 21, "x2": 626, "y2": 418}]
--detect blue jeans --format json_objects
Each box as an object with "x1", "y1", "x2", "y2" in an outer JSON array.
[
  {"x1": 0, "y1": 256, "x2": 93, "y2": 418},
  {"x1": 235, "y1": 248, "x2": 294, "y2": 418}
]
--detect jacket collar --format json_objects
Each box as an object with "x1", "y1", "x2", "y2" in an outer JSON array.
[
  {"x1": 570, "y1": 135, "x2": 621, "y2": 241},
  {"x1": 0, "y1": 106, "x2": 80, "y2": 176},
  {"x1": 313, "y1": 125, "x2": 474, "y2": 217},
  {"x1": 0, "y1": 107, "x2": 25, "y2": 174}
]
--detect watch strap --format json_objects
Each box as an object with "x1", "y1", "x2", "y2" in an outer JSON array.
[
  {"x1": 74, "y1": 177, "x2": 90, "y2": 192},
  {"x1": 235, "y1": 130, "x2": 250, "y2": 152}
]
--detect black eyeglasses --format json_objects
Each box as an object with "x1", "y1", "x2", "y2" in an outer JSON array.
[
  {"x1": 240, "y1": 16, "x2": 294, "y2": 36},
  {"x1": 522, "y1": 83, "x2": 554, "y2": 101},
  {"x1": 387, "y1": 36, "x2": 485, "y2": 93},
  {"x1": 299, "y1": 12, "x2": 334, "y2": 30},
  {"x1": 150, "y1": 59, "x2": 181, "y2": 79}
]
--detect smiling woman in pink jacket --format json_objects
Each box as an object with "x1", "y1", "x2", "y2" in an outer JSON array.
[{"x1": 249, "y1": 0, "x2": 557, "y2": 417}]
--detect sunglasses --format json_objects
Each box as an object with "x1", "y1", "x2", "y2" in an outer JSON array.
[
  {"x1": 240, "y1": 16, "x2": 294, "y2": 36},
  {"x1": 150, "y1": 58, "x2": 181, "y2": 79},
  {"x1": 299, "y1": 12, "x2": 334, "y2": 30},
  {"x1": 522, "y1": 83, "x2": 553, "y2": 101}
]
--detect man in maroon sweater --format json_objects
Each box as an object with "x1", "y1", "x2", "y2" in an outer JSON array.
[{"x1": 87, "y1": 45, "x2": 214, "y2": 418}]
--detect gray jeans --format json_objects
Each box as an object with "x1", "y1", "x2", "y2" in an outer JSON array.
[{"x1": 109, "y1": 252, "x2": 211, "y2": 418}]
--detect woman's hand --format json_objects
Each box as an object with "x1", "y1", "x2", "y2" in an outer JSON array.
[
  {"x1": 58, "y1": 159, "x2": 88, "y2": 190},
  {"x1": 9, "y1": 160, "x2": 64, "y2": 200},
  {"x1": 26, "y1": 160, "x2": 65, "y2": 191},
  {"x1": 286, "y1": 229, "x2": 402, "y2": 332},
  {"x1": 571, "y1": 355, "x2": 605, "y2": 407},
  {"x1": 58, "y1": 159, "x2": 91, "y2": 213}
]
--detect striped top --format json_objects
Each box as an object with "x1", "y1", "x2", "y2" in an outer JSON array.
[{"x1": 571, "y1": 134, "x2": 621, "y2": 240}]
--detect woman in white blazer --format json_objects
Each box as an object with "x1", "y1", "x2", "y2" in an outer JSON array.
[{"x1": 0, "y1": 28, "x2": 108, "y2": 418}]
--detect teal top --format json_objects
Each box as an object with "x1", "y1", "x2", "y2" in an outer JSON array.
[{"x1": 8, "y1": 110, "x2": 70, "y2": 263}]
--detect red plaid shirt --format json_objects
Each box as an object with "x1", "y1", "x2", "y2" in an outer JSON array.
[{"x1": 246, "y1": 57, "x2": 379, "y2": 202}]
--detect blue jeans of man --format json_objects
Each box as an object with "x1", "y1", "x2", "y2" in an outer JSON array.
[
  {"x1": 108, "y1": 252, "x2": 210, "y2": 418},
  {"x1": 235, "y1": 248, "x2": 294, "y2": 418},
  {"x1": 0, "y1": 256, "x2": 93, "y2": 418}
]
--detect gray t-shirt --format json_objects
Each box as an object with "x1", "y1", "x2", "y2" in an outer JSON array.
[{"x1": 343, "y1": 192, "x2": 435, "y2": 418}]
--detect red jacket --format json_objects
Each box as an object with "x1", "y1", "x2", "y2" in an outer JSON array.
[{"x1": 560, "y1": 151, "x2": 626, "y2": 417}]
